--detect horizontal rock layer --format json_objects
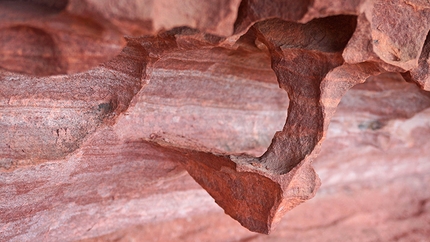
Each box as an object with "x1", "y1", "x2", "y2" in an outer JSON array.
[{"x1": 1, "y1": 0, "x2": 430, "y2": 240}]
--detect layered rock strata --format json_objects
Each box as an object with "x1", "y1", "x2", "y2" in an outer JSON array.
[{"x1": 1, "y1": 0, "x2": 430, "y2": 239}]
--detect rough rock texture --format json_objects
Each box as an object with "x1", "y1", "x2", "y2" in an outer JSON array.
[{"x1": 1, "y1": 0, "x2": 430, "y2": 241}]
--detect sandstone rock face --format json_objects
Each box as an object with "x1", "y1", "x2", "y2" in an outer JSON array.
[{"x1": 1, "y1": 0, "x2": 430, "y2": 241}]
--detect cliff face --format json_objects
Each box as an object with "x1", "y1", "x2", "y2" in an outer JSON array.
[{"x1": 1, "y1": 0, "x2": 430, "y2": 241}]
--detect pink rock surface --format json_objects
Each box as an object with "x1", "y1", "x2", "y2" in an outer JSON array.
[
  {"x1": 1, "y1": 0, "x2": 430, "y2": 240},
  {"x1": 82, "y1": 74, "x2": 430, "y2": 241}
]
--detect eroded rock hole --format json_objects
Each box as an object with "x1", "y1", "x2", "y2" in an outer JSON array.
[
  {"x1": 0, "y1": 0, "x2": 125, "y2": 76},
  {"x1": 248, "y1": 15, "x2": 358, "y2": 174},
  {"x1": 0, "y1": 26, "x2": 63, "y2": 76},
  {"x1": 254, "y1": 15, "x2": 357, "y2": 52}
]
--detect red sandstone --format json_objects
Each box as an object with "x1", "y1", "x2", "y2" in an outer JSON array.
[{"x1": 1, "y1": 0, "x2": 430, "y2": 241}]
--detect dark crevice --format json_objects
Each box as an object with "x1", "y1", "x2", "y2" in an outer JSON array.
[
  {"x1": 249, "y1": 15, "x2": 358, "y2": 174},
  {"x1": 233, "y1": 0, "x2": 313, "y2": 35},
  {"x1": 0, "y1": 0, "x2": 69, "y2": 12},
  {"x1": 254, "y1": 15, "x2": 357, "y2": 52}
]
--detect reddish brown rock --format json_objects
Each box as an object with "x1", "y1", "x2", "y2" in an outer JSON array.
[
  {"x1": 0, "y1": 1, "x2": 126, "y2": 76},
  {"x1": 0, "y1": 0, "x2": 243, "y2": 76},
  {"x1": 81, "y1": 73, "x2": 430, "y2": 242},
  {"x1": 0, "y1": 40, "x2": 144, "y2": 166},
  {"x1": 67, "y1": 0, "x2": 242, "y2": 36},
  {"x1": 404, "y1": 32, "x2": 430, "y2": 91},
  {"x1": 369, "y1": 0, "x2": 430, "y2": 70},
  {"x1": 1, "y1": 0, "x2": 430, "y2": 240}
]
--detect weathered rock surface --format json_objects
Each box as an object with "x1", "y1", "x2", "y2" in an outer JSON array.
[
  {"x1": 1, "y1": 0, "x2": 430, "y2": 240},
  {"x1": 80, "y1": 73, "x2": 430, "y2": 242}
]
